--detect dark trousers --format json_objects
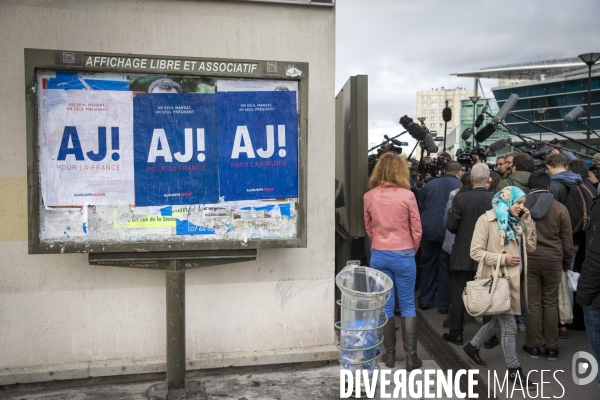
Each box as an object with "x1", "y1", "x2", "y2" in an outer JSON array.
[
  {"x1": 449, "y1": 270, "x2": 474, "y2": 335},
  {"x1": 418, "y1": 240, "x2": 449, "y2": 311},
  {"x1": 572, "y1": 242, "x2": 586, "y2": 329},
  {"x1": 525, "y1": 268, "x2": 562, "y2": 350},
  {"x1": 583, "y1": 306, "x2": 600, "y2": 388}
]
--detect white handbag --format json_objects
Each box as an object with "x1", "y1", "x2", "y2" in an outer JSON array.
[
  {"x1": 463, "y1": 252, "x2": 512, "y2": 317},
  {"x1": 558, "y1": 272, "x2": 573, "y2": 325},
  {"x1": 566, "y1": 270, "x2": 580, "y2": 292}
]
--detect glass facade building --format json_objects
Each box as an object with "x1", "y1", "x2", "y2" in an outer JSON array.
[
  {"x1": 458, "y1": 98, "x2": 509, "y2": 162},
  {"x1": 492, "y1": 74, "x2": 600, "y2": 153}
]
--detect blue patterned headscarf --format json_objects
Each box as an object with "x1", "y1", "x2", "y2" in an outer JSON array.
[{"x1": 492, "y1": 186, "x2": 527, "y2": 245}]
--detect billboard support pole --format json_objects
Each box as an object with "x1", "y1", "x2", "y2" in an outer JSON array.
[
  {"x1": 166, "y1": 260, "x2": 186, "y2": 391},
  {"x1": 148, "y1": 259, "x2": 202, "y2": 399},
  {"x1": 86, "y1": 250, "x2": 259, "y2": 400},
  {"x1": 148, "y1": 259, "x2": 205, "y2": 400}
]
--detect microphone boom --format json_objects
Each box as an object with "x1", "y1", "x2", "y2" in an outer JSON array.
[
  {"x1": 494, "y1": 94, "x2": 519, "y2": 124},
  {"x1": 564, "y1": 106, "x2": 584, "y2": 122}
]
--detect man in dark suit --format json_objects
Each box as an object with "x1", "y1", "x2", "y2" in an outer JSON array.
[
  {"x1": 443, "y1": 163, "x2": 494, "y2": 345},
  {"x1": 417, "y1": 161, "x2": 462, "y2": 313}
]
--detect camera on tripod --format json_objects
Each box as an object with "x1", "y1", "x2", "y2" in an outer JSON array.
[
  {"x1": 527, "y1": 139, "x2": 559, "y2": 161},
  {"x1": 455, "y1": 141, "x2": 494, "y2": 168},
  {"x1": 367, "y1": 138, "x2": 409, "y2": 176},
  {"x1": 421, "y1": 156, "x2": 449, "y2": 178}
]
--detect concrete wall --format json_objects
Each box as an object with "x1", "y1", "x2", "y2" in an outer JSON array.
[{"x1": 0, "y1": 0, "x2": 336, "y2": 384}]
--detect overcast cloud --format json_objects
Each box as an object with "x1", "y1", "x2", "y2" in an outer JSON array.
[{"x1": 336, "y1": 0, "x2": 600, "y2": 150}]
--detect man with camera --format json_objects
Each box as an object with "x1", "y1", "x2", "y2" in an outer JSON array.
[{"x1": 417, "y1": 160, "x2": 462, "y2": 314}]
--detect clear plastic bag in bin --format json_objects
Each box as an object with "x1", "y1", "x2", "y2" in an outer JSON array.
[{"x1": 339, "y1": 311, "x2": 385, "y2": 351}]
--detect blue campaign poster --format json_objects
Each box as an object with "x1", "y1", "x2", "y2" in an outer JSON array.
[
  {"x1": 133, "y1": 94, "x2": 219, "y2": 206},
  {"x1": 45, "y1": 71, "x2": 130, "y2": 91},
  {"x1": 217, "y1": 91, "x2": 298, "y2": 201}
]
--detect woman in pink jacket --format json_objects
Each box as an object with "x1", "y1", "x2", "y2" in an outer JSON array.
[{"x1": 364, "y1": 152, "x2": 422, "y2": 371}]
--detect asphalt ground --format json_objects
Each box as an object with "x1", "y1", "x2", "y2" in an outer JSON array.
[{"x1": 416, "y1": 294, "x2": 600, "y2": 400}]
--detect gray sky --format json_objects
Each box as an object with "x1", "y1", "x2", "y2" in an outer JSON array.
[{"x1": 336, "y1": 0, "x2": 600, "y2": 150}]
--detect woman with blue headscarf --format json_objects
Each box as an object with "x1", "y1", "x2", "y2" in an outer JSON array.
[{"x1": 462, "y1": 186, "x2": 537, "y2": 390}]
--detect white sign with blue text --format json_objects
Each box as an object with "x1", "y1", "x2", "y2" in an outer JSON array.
[{"x1": 40, "y1": 89, "x2": 135, "y2": 206}]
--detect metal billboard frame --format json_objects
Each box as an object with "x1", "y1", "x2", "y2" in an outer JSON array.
[{"x1": 25, "y1": 48, "x2": 308, "y2": 255}]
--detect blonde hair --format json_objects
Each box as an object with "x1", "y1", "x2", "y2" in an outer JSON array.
[{"x1": 369, "y1": 152, "x2": 411, "y2": 190}]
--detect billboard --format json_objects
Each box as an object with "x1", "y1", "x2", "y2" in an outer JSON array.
[{"x1": 26, "y1": 49, "x2": 307, "y2": 254}]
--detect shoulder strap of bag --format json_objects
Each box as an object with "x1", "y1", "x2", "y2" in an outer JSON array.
[
  {"x1": 573, "y1": 185, "x2": 588, "y2": 232},
  {"x1": 475, "y1": 252, "x2": 506, "y2": 279},
  {"x1": 581, "y1": 183, "x2": 594, "y2": 199},
  {"x1": 474, "y1": 251, "x2": 486, "y2": 279},
  {"x1": 581, "y1": 184, "x2": 594, "y2": 217}
]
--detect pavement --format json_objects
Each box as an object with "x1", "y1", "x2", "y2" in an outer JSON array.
[
  {"x1": 416, "y1": 298, "x2": 600, "y2": 400},
  {"x1": 0, "y1": 360, "x2": 466, "y2": 400},
  {"x1": 1, "y1": 299, "x2": 599, "y2": 399}
]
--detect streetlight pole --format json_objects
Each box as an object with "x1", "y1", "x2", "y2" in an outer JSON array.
[
  {"x1": 443, "y1": 100, "x2": 449, "y2": 152},
  {"x1": 537, "y1": 109, "x2": 546, "y2": 141},
  {"x1": 578, "y1": 53, "x2": 600, "y2": 155},
  {"x1": 416, "y1": 116, "x2": 427, "y2": 160},
  {"x1": 469, "y1": 95, "x2": 480, "y2": 145}
]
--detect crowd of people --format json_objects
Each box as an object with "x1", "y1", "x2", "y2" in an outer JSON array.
[{"x1": 363, "y1": 149, "x2": 600, "y2": 391}]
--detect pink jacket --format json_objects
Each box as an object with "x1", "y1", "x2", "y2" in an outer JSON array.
[{"x1": 364, "y1": 182, "x2": 422, "y2": 252}]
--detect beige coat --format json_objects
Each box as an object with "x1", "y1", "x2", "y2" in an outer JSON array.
[{"x1": 470, "y1": 209, "x2": 537, "y2": 315}]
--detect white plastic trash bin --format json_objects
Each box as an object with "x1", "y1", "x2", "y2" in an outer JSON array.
[{"x1": 335, "y1": 263, "x2": 393, "y2": 381}]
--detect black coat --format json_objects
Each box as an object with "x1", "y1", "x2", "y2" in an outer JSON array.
[
  {"x1": 446, "y1": 187, "x2": 494, "y2": 271},
  {"x1": 577, "y1": 196, "x2": 600, "y2": 308},
  {"x1": 418, "y1": 174, "x2": 461, "y2": 242}
]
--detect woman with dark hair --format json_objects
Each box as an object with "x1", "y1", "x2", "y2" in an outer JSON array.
[
  {"x1": 458, "y1": 171, "x2": 472, "y2": 193},
  {"x1": 364, "y1": 152, "x2": 422, "y2": 370},
  {"x1": 488, "y1": 171, "x2": 501, "y2": 193}
]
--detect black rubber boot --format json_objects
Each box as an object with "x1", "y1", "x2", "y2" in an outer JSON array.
[
  {"x1": 401, "y1": 317, "x2": 422, "y2": 371},
  {"x1": 382, "y1": 316, "x2": 397, "y2": 368}
]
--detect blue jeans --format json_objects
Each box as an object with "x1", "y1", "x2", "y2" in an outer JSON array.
[
  {"x1": 418, "y1": 240, "x2": 450, "y2": 311},
  {"x1": 583, "y1": 306, "x2": 600, "y2": 389},
  {"x1": 370, "y1": 249, "x2": 417, "y2": 318}
]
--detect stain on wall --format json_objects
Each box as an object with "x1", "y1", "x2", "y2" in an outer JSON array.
[{"x1": 0, "y1": 177, "x2": 27, "y2": 241}]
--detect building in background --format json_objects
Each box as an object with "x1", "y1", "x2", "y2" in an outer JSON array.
[
  {"x1": 453, "y1": 57, "x2": 600, "y2": 156},
  {"x1": 444, "y1": 97, "x2": 506, "y2": 164},
  {"x1": 458, "y1": 97, "x2": 505, "y2": 162},
  {"x1": 415, "y1": 87, "x2": 474, "y2": 136}
]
